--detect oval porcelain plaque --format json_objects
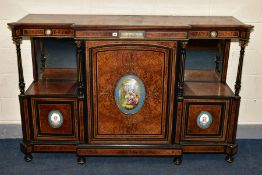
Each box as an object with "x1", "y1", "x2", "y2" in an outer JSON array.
[
  {"x1": 197, "y1": 111, "x2": 213, "y2": 129},
  {"x1": 115, "y1": 74, "x2": 145, "y2": 115},
  {"x1": 48, "y1": 110, "x2": 63, "y2": 128}
]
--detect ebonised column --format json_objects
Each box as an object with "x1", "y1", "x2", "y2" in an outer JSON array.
[
  {"x1": 178, "y1": 41, "x2": 188, "y2": 99},
  {"x1": 39, "y1": 38, "x2": 46, "y2": 73},
  {"x1": 235, "y1": 39, "x2": 248, "y2": 96},
  {"x1": 13, "y1": 37, "x2": 25, "y2": 96},
  {"x1": 75, "y1": 40, "x2": 84, "y2": 98}
]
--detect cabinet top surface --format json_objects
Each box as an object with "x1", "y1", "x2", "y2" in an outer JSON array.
[{"x1": 9, "y1": 14, "x2": 252, "y2": 29}]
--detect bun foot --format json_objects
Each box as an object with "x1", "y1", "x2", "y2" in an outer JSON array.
[
  {"x1": 225, "y1": 154, "x2": 234, "y2": 163},
  {"x1": 77, "y1": 156, "x2": 86, "y2": 165},
  {"x1": 24, "y1": 154, "x2": 33, "y2": 162},
  {"x1": 174, "y1": 156, "x2": 182, "y2": 165}
]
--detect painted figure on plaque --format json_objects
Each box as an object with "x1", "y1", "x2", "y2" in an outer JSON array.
[
  {"x1": 115, "y1": 74, "x2": 145, "y2": 115},
  {"x1": 197, "y1": 111, "x2": 213, "y2": 129},
  {"x1": 48, "y1": 110, "x2": 63, "y2": 128}
]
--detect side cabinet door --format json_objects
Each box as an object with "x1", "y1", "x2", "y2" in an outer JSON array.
[
  {"x1": 86, "y1": 41, "x2": 177, "y2": 144},
  {"x1": 181, "y1": 99, "x2": 230, "y2": 142}
]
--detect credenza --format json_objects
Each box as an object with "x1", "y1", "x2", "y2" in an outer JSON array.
[{"x1": 8, "y1": 15, "x2": 253, "y2": 164}]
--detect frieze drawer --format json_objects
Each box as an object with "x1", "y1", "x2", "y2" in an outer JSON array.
[{"x1": 76, "y1": 30, "x2": 187, "y2": 39}]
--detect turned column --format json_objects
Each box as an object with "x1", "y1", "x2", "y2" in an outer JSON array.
[
  {"x1": 175, "y1": 41, "x2": 188, "y2": 158},
  {"x1": 226, "y1": 37, "x2": 249, "y2": 163},
  {"x1": 234, "y1": 39, "x2": 249, "y2": 97},
  {"x1": 215, "y1": 41, "x2": 222, "y2": 74},
  {"x1": 13, "y1": 37, "x2": 25, "y2": 96},
  {"x1": 75, "y1": 40, "x2": 84, "y2": 98},
  {"x1": 39, "y1": 38, "x2": 46, "y2": 73},
  {"x1": 178, "y1": 41, "x2": 188, "y2": 99}
]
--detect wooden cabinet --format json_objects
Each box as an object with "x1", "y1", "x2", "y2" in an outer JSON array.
[{"x1": 8, "y1": 14, "x2": 253, "y2": 164}]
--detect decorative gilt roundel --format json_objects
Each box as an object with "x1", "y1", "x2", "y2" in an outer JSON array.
[
  {"x1": 115, "y1": 74, "x2": 145, "y2": 115},
  {"x1": 210, "y1": 31, "x2": 218, "y2": 38},
  {"x1": 48, "y1": 110, "x2": 63, "y2": 128},
  {"x1": 197, "y1": 111, "x2": 213, "y2": 129}
]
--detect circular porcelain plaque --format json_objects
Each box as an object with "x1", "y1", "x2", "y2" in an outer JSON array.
[
  {"x1": 197, "y1": 111, "x2": 213, "y2": 129},
  {"x1": 115, "y1": 74, "x2": 145, "y2": 115},
  {"x1": 48, "y1": 110, "x2": 63, "y2": 128}
]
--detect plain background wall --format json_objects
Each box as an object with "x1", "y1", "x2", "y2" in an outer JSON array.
[{"x1": 0, "y1": 0, "x2": 261, "y2": 124}]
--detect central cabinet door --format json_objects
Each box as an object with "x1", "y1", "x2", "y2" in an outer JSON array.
[{"x1": 86, "y1": 41, "x2": 177, "y2": 144}]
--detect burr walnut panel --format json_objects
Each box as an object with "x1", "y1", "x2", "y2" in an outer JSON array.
[{"x1": 86, "y1": 41, "x2": 177, "y2": 144}]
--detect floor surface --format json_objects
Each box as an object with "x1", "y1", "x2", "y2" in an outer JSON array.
[{"x1": 0, "y1": 139, "x2": 261, "y2": 175}]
